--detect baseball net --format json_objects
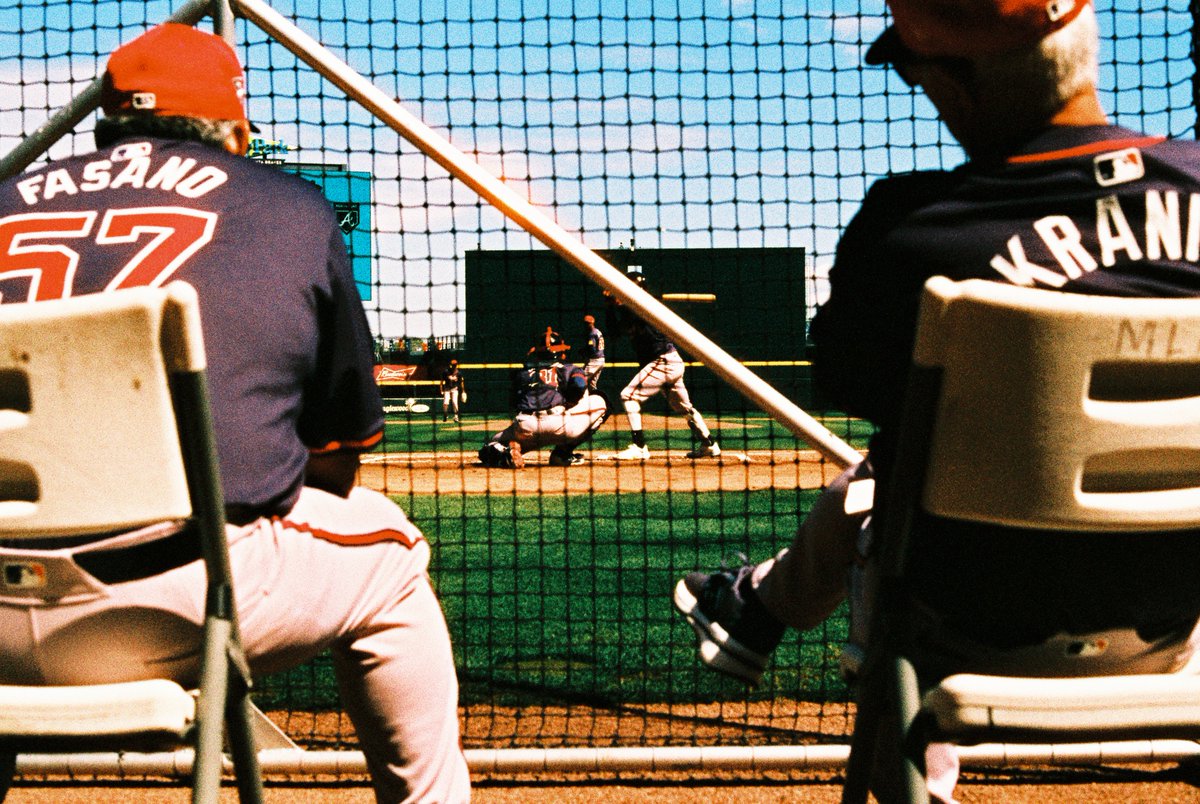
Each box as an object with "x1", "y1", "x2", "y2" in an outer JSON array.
[{"x1": 2, "y1": 0, "x2": 1198, "y2": 782}]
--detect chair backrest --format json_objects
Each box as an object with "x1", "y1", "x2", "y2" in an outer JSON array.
[
  {"x1": 0, "y1": 282, "x2": 207, "y2": 538},
  {"x1": 912, "y1": 276, "x2": 1200, "y2": 531}
]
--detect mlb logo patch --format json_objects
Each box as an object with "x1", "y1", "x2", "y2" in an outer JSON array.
[
  {"x1": 130, "y1": 91, "x2": 158, "y2": 111},
  {"x1": 1094, "y1": 148, "x2": 1144, "y2": 187},
  {"x1": 3, "y1": 561, "x2": 46, "y2": 589}
]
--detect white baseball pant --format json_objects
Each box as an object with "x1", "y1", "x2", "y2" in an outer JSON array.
[
  {"x1": 490, "y1": 391, "x2": 608, "y2": 453},
  {"x1": 620, "y1": 351, "x2": 711, "y2": 438},
  {"x1": 0, "y1": 485, "x2": 470, "y2": 804}
]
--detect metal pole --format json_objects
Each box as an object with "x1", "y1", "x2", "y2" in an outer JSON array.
[
  {"x1": 14, "y1": 739, "x2": 1200, "y2": 777},
  {"x1": 0, "y1": 0, "x2": 214, "y2": 183},
  {"x1": 232, "y1": 0, "x2": 861, "y2": 469},
  {"x1": 211, "y1": 0, "x2": 237, "y2": 46}
]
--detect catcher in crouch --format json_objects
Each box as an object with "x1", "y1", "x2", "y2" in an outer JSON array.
[{"x1": 479, "y1": 327, "x2": 610, "y2": 468}]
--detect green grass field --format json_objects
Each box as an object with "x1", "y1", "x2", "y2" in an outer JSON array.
[
  {"x1": 257, "y1": 407, "x2": 867, "y2": 735},
  {"x1": 256, "y1": 488, "x2": 853, "y2": 714}
]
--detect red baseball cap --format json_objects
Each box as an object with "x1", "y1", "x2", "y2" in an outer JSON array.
[
  {"x1": 101, "y1": 23, "x2": 248, "y2": 123},
  {"x1": 866, "y1": 0, "x2": 1092, "y2": 63}
]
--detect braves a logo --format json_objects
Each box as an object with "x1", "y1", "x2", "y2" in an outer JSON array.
[{"x1": 333, "y1": 202, "x2": 360, "y2": 234}]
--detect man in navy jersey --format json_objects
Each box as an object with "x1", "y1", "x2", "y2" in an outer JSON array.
[
  {"x1": 0, "y1": 24, "x2": 469, "y2": 802},
  {"x1": 479, "y1": 327, "x2": 609, "y2": 468},
  {"x1": 674, "y1": 2, "x2": 1200, "y2": 799}
]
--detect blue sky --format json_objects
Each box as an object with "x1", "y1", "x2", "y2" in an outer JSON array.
[{"x1": 1, "y1": 0, "x2": 1195, "y2": 338}]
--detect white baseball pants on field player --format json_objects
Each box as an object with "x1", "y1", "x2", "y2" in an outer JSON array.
[
  {"x1": 443, "y1": 387, "x2": 461, "y2": 418},
  {"x1": 0, "y1": 485, "x2": 470, "y2": 804},
  {"x1": 619, "y1": 350, "x2": 712, "y2": 440},
  {"x1": 490, "y1": 391, "x2": 609, "y2": 453},
  {"x1": 584, "y1": 358, "x2": 605, "y2": 389}
]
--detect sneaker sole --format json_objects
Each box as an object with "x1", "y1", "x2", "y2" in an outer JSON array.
[{"x1": 672, "y1": 578, "x2": 766, "y2": 685}]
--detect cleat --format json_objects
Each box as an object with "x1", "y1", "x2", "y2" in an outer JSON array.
[
  {"x1": 549, "y1": 450, "x2": 587, "y2": 467},
  {"x1": 478, "y1": 443, "x2": 513, "y2": 468},
  {"x1": 686, "y1": 441, "x2": 721, "y2": 459},
  {"x1": 672, "y1": 560, "x2": 784, "y2": 685},
  {"x1": 615, "y1": 443, "x2": 651, "y2": 460}
]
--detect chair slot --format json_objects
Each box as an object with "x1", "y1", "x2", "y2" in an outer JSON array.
[
  {"x1": 1081, "y1": 448, "x2": 1200, "y2": 493},
  {"x1": 0, "y1": 370, "x2": 31, "y2": 414},
  {"x1": 0, "y1": 461, "x2": 38, "y2": 504},
  {"x1": 1089, "y1": 360, "x2": 1200, "y2": 402}
]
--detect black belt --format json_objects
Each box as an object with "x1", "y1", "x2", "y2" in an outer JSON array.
[{"x1": 73, "y1": 524, "x2": 203, "y2": 585}]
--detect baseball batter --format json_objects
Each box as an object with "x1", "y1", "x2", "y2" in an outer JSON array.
[
  {"x1": 439, "y1": 358, "x2": 465, "y2": 422},
  {"x1": 0, "y1": 24, "x2": 469, "y2": 803},
  {"x1": 605, "y1": 271, "x2": 720, "y2": 460},
  {"x1": 581, "y1": 313, "x2": 605, "y2": 389},
  {"x1": 479, "y1": 328, "x2": 609, "y2": 468}
]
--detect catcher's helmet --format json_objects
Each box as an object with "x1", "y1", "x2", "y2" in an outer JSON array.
[{"x1": 531, "y1": 326, "x2": 570, "y2": 357}]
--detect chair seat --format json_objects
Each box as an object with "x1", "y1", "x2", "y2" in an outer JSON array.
[
  {"x1": 924, "y1": 672, "x2": 1200, "y2": 741},
  {"x1": 0, "y1": 680, "x2": 195, "y2": 750}
]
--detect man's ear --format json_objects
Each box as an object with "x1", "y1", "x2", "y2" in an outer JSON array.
[{"x1": 225, "y1": 120, "x2": 252, "y2": 156}]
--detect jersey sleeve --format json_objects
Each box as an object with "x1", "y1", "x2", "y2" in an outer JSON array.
[
  {"x1": 810, "y1": 171, "x2": 957, "y2": 431},
  {"x1": 297, "y1": 223, "x2": 384, "y2": 454}
]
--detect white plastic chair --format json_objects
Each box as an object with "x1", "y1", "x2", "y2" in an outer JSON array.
[
  {"x1": 842, "y1": 276, "x2": 1200, "y2": 803},
  {"x1": 0, "y1": 283, "x2": 262, "y2": 803}
]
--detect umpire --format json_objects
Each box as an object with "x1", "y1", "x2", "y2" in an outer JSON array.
[{"x1": 0, "y1": 23, "x2": 469, "y2": 802}]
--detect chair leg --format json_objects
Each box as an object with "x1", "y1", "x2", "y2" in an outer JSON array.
[
  {"x1": 192, "y1": 615, "x2": 234, "y2": 804},
  {"x1": 891, "y1": 655, "x2": 929, "y2": 804},
  {"x1": 0, "y1": 752, "x2": 15, "y2": 801},
  {"x1": 226, "y1": 684, "x2": 264, "y2": 803},
  {"x1": 842, "y1": 664, "x2": 886, "y2": 804}
]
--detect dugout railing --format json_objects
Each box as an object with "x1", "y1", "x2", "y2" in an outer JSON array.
[{"x1": 3, "y1": 0, "x2": 1199, "y2": 785}]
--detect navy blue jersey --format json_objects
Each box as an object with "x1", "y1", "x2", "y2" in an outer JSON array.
[
  {"x1": 606, "y1": 300, "x2": 675, "y2": 365},
  {"x1": 439, "y1": 366, "x2": 463, "y2": 392},
  {"x1": 0, "y1": 136, "x2": 383, "y2": 521},
  {"x1": 812, "y1": 125, "x2": 1200, "y2": 447},
  {"x1": 583, "y1": 325, "x2": 605, "y2": 361},
  {"x1": 811, "y1": 125, "x2": 1200, "y2": 650},
  {"x1": 511, "y1": 358, "x2": 586, "y2": 412}
]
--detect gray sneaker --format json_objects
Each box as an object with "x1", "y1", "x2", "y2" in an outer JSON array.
[{"x1": 673, "y1": 560, "x2": 785, "y2": 685}]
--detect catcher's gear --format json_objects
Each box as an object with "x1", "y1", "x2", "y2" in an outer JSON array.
[
  {"x1": 530, "y1": 326, "x2": 570, "y2": 357},
  {"x1": 478, "y1": 442, "x2": 515, "y2": 468}
]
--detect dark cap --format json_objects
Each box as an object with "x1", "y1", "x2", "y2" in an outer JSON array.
[
  {"x1": 866, "y1": 0, "x2": 1091, "y2": 64},
  {"x1": 101, "y1": 23, "x2": 248, "y2": 123}
]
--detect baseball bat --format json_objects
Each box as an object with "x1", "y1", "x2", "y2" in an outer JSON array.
[{"x1": 661, "y1": 293, "x2": 716, "y2": 303}]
